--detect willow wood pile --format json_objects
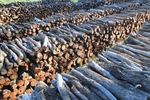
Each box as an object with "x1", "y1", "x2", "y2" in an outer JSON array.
[
  {"x1": 25, "y1": 21, "x2": 150, "y2": 100},
  {"x1": 0, "y1": 1, "x2": 141, "y2": 42},
  {"x1": 0, "y1": 1, "x2": 150, "y2": 99},
  {"x1": 0, "y1": 0, "x2": 131, "y2": 24}
]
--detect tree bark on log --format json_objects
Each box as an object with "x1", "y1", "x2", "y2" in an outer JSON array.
[
  {"x1": 100, "y1": 63, "x2": 150, "y2": 93},
  {"x1": 88, "y1": 60, "x2": 116, "y2": 80},
  {"x1": 70, "y1": 69, "x2": 117, "y2": 100},
  {"x1": 76, "y1": 67, "x2": 150, "y2": 100}
]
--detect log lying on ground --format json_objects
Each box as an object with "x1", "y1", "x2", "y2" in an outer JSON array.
[
  {"x1": 76, "y1": 67, "x2": 150, "y2": 100},
  {"x1": 113, "y1": 44, "x2": 150, "y2": 67},
  {"x1": 101, "y1": 51, "x2": 142, "y2": 71},
  {"x1": 63, "y1": 76, "x2": 102, "y2": 100},
  {"x1": 99, "y1": 63, "x2": 150, "y2": 93},
  {"x1": 112, "y1": 45, "x2": 150, "y2": 68},
  {"x1": 70, "y1": 69, "x2": 117, "y2": 100},
  {"x1": 88, "y1": 60, "x2": 116, "y2": 80},
  {"x1": 117, "y1": 44, "x2": 150, "y2": 58}
]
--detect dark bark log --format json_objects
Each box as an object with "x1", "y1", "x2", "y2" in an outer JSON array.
[
  {"x1": 7, "y1": 44, "x2": 24, "y2": 60},
  {"x1": 14, "y1": 39, "x2": 35, "y2": 56},
  {"x1": 4, "y1": 58, "x2": 13, "y2": 69},
  {"x1": 1, "y1": 43, "x2": 19, "y2": 62},
  {"x1": 0, "y1": 49, "x2": 6, "y2": 69},
  {"x1": 8, "y1": 41, "x2": 30, "y2": 63}
]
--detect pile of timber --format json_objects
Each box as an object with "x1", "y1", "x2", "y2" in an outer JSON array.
[
  {"x1": 0, "y1": 1, "x2": 143, "y2": 42},
  {"x1": 0, "y1": 0, "x2": 131, "y2": 24},
  {"x1": 41, "y1": 0, "x2": 131, "y2": 3},
  {"x1": 23, "y1": 21, "x2": 150, "y2": 100},
  {"x1": 0, "y1": 2, "x2": 150, "y2": 99}
]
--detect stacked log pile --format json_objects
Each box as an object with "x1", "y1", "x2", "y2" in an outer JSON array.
[
  {"x1": 0, "y1": 2, "x2": 149, "y2": 99},
  {"x1": 26, "y1": 21, "x2": 150, "y2": 100},
  {"x1": 0, "y1": 1, "x2": 150, "y2": 99},
  {"x1": 0, "y1": 0, "x2": 131, "y2": 24},
  {"x1": 0, "y1": 1, "x2": 142, "y2": 42}
]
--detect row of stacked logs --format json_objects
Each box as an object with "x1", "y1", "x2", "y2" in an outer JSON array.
[
  {"x1": 24, "y1": 20, "x2": 150, "y2": 100},
  {"x1": 0, "y1": 0, "x2": 132, "y2": 24},
  {"x1": 0, "y1": 1, "x2": 142, "y2": 42},
  {"x1": 0, "y1": 3, "x2": 150, "y2": 99}
]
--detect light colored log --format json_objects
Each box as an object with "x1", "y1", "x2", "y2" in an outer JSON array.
[
  {"x1": 98, "y1": 54, "x2": 111, "y2": 63},
  {"x1": 56, "y1": 73, "x2": 71, "y2": 100},
  {"x1": 102, "y1": 51, "x2": 142, "y2": 71},
  {"x1": 88, "y1": 60, "x2": 116, "y2": 80},
  {"x1": 70, "y1": 69, "x2": 117, "y2": 100},
  {"x1": 118, "y1": 44, "x2": 150, "y2": 58},
  {"x1": 70, "y1": 85, "x2": 88, "y2": 100}
]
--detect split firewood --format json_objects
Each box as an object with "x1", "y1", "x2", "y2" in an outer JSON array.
[{"x1": 0, "y1": 1, "x2": 144, "y2": 42}]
